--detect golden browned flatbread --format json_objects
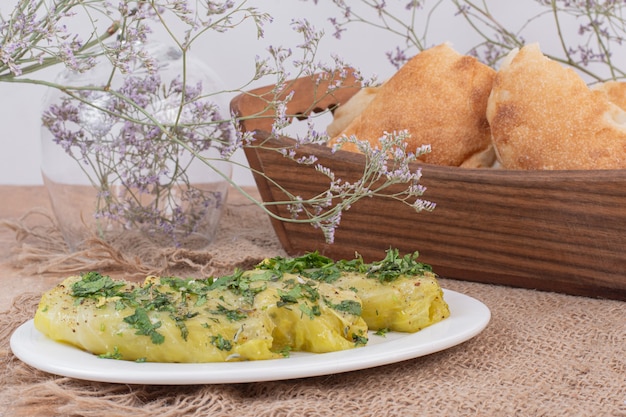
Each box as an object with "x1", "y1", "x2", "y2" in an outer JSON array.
[
  {"x1": 460, "y1": 144, "x2": 497, "y2": 168},
  {"x1": 487, "y1": 43, "x2": 626, "y2": 170},
  {"x1": 329, "y1": 43, "x2": 496, "y2": 167},
  {"x1": 592, "y1": 80, "x2": 626, "y2": 111},
  {"x1": 327, "y1": 85, "x2": 381, "y2": 137}
]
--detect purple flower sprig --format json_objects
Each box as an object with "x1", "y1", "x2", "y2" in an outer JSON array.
[
  {"x1": 42, "y1": 73, "x2": 231, "y2": 246},
  {"x1": 4, "y1": 0, "x2": 439, "y2": 246},
  {"x1": 0, "y1": 0, "x2": 119, "y2": 78},
  {"x1": 306, "y1": 0, "x2": 626, "y2": 82},
  {"x1": 314, "y1": 129, "x2": 435, "y2": 244},
  {"x1": 272, "y1": 128, "x2": 435, "y2": 245},
  {"x1": 306, "y1": 0, "x2": 440, "y2": 70},
  {"x1": 224, "y1": 17, "x2": 434, "y2": 244},
  {"x1": 453, "y1": 0, "x2": 626, "y2": 81}
]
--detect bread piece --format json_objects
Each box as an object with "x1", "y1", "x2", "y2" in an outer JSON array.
[
  {"x1": 592, "y1": 80, "x2": 626, "y2": 112},
  {"x1": 460, "y1": 144, "x2": 496, "y2": 168},
  {"x1": 329, "y1": 43, "x2": 496, "y2": 167},
  {"x1": 487, "y1": 43, "x2": 626, "y2": 169},
  {"x1": 327, "y1": 85, "x2": 381, "y2": 137}
]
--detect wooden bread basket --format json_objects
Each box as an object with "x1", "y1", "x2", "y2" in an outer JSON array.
[{"x1": 230, "y1": 72, "x2": 626, "y2": 301}]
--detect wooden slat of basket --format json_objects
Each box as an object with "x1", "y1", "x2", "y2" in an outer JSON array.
[{"x1": 230, "y1": 68, "x2": 362, "y2": 133}]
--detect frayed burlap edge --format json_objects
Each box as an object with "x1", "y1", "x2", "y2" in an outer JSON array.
[{"x1": 0, "y1": 200, "x2": 286, "y2": 280}]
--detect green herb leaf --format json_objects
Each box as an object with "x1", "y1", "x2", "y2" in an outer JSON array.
[
  {"x1": 257, "y1": 249, "x2": 433, "y2": 284},
  {"x1": 365, "y1": 249, "x2": 433, "y2": 282},
  {"x1": 210, "y1": 334, "x2": 233, "y2": 351},
  {"x1": 326, "y1": 299, "x2": 362, "y2": 316},
  {"x1": 299, "y1": 303, "x2": 321, "y2": 319},
  {"x1": 375, "y1": 328, "x2": 390, "y2": 337},
  {"x1": 208, "y1": 270, "x2": 268, "y2": 305},
  {"x1": 256, "y1": 252, "x2": 343, "y2": 282},
  {"x1": 210, "y1": 304, "x2": 248, "y2": 321},
  {"x1": 277, "y1": 285, "x2": 302, "y2": 307},
  {"x1": 123, "y1": 307, "x2": 164, "y2": 345},
  {"x1": 353, "y1": 333, "x2": 368, "y2": 346},
  {"x1": 277, "y1": 345, "x2": 291, "y2": 357},
  {"x1": 71, "y1": 272, "x2": 125, "y2": 298},
  {"x1": 98, "y1": 346, "x2": 123, "y2": 360}
]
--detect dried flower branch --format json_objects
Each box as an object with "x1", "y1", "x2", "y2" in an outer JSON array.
[
  {"x1": 259, "y1": 128, "x2": 435, "y2": 244},
  {"x1": 310, "y1": 0, "x2": 626, "y2": 82},
  {"x1": 2, "y1": 0, "x2": 436, "y2": 246},
  {"x1": 41, "y1": 66, "x2": 231, "y2": 245},
  {"x1": 454, "y1": 0, "x2": 626, "y2": 82}
]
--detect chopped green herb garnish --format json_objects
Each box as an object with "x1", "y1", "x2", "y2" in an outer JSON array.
[
  {"x1": 258, "y1": 252, "x2": 335, "y2": 275},
  {"x1": 123, "y1": 307, "x2": 165, "y2": 345},
  {"x1": 299, "y1": 303, "x2": 321, "y2": 319},
  {"x1": 210, "y1": 304, "x2": 248, "y2": 321},
  {"x1": 277, "y1": 283, "x2": 320, "y2": 308},
  {"x1": 207, "y1": 269, "x2": 268, "y2": 305},
  {"x1": 71, "y1": 272, "x2": 126, "y2": 298},
  {"x1": 195, "y1": 294, "x2": 207, "y2": 307},
  {"x1": 210, "y1": 334, "x2": 233, "y2": 351},
  {"x1": 360, "y1": 249, "x2": 433, "y2": 282},
  {"x1": 375, "y1": 328, "x2": 390, "y2": 337},
  {"x1": 144, "y1": 291, "x2": 175, "y2": 312},
  {"x1": 167, "y1": 312, "x2": 199, "y2": 341},
  {"x1": 277, "y1": 286, "x2": 301, "y2": 307},
  {"x1": 159, "y1": 276, "x2": 194, "y2": 292},
  {"x1": 98, "y1": 346, "x2": 123, "y2": 360},
  {"x1": 300, "y1": 282, "x2": 320, "y2": 302},
  {"x1": 277, "y1": 345, "x2": 292, "y2": 357},
  {"x1": 352, "y1": 332, "x2": 368, "y2": 346},
  {"x1": 326, "y1": 299, "x2": 362, "y2": 316},
  {"x1": 256, "y1": 249, "x2": 433, "y2": 284}
]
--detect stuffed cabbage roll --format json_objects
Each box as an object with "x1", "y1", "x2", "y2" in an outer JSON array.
[
  {"x1": 34, "y1": 270, "x2": 367, "y2": 362},
  {"x1": 256, "y1": 249, "x2": 450, "y2": 333}
]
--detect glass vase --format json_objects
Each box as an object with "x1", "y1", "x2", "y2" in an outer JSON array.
[{"x1": 40, "y1": 42, "x2": 233, "y2": 251}]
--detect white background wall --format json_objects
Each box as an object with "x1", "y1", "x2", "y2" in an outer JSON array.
[{"x1": 0, "y1": 1, "x2": 583, "y2": 186}]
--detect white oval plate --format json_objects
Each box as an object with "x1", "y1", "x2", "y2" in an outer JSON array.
[{"x1": 10, "y1": 289, "x2": 490, "y2": 385}]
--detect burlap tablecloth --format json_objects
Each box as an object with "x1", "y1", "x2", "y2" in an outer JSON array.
[{"x1": 0, "y1": 186, "x2": 624, "y2": 417}]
